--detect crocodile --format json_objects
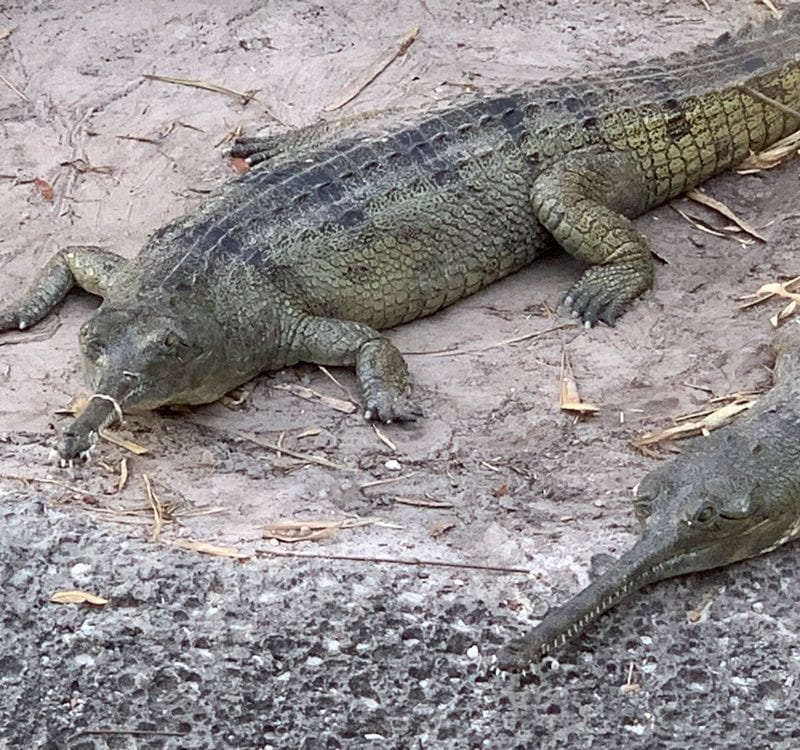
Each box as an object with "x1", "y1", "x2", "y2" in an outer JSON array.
[
  {"x1": 2, "y1": 10, "x2": 800, "y2": 461},
  {"x1": 498, "y1": 319, "x2": 800, "y2": 672}
]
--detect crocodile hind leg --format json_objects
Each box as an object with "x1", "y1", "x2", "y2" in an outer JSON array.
[
  {"x1": 532, "y1": 147, "x2": 654, "y2": 326},
  {"x1": 0, "y1": 245, "x2": 123, "y2": 331},
  {"x1": 290, "y1": 314, "x2": 421, "y2": 422}
]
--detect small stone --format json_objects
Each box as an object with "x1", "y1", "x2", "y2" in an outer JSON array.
[
  {"x1": 384, "y1": 459, "x2": 402, "y2": 471},
  {"x1": 71, "y1": 562, "x2": 92, "y2": 579},
  {"x1": 466, "y1": 645, "x2": 480, "y2": 660}
]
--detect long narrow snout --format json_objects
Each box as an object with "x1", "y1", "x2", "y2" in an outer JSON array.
[
  {"x1": 57, "y1": 373, "x2": 136, "y2": 462},
  {"x1": 498, "y1": 527, "x2": 680, "y2": 671}
]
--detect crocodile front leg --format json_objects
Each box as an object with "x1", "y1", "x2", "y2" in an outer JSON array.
[
  {"x1": 290, "y1": 314, "x2": 421, "y2": 422},
  {"x1": 532, "y1": 147, "x2": 653, "y2": 326},
  {"x1": 0, "y1": 245, "x2": 123, "y2": 331}
]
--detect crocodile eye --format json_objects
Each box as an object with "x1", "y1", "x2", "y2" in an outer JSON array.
[
  {"x1": 163, "y1": 332, "x2": 179, "y2": 348},
  {"x1": 694, "y1": 504, "x2": 715, "y2": 524}
]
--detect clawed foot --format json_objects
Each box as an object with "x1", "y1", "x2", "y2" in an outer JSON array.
[
  {"x1": 363, "y1": 391, "x2": 423, "y2": 423},
  {"x1": 0, "y1": 309, "x2": 31, "y2": 332},
  {"x1": 51, "y1": 428, "x2": 98, "y2": 467},
  {"x1": 229, "y1": 136, "x2": 279, "y2": 167},
  {"x1": 564, "y1": 262, "x2": 651, "y2": 327}
]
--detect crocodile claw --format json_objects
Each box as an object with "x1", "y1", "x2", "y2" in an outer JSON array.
[
  {"x1": 363, "y1": 393, "x2": 423, "y2": 423},
  {"x1": 564, "y1": 261, "x2": 653, "y2": 327}
]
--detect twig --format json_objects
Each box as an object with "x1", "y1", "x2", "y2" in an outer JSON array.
[
  {"x1": 394, "y1": 495, "x2": 453, "y2": 509},
  {"x1": 405, "y1": 322, "x2": 575, "y2": 357},
  {"x1": 142, "y1": 473, "x2": 164, "y2": 541},
  {"x1": 1, "y1": 473, "x2": 95, "y2": 497},
  {"x1": 143, "y1": 74, "x2": 257, "y2": 105},
  {"x1": 0, "y1": 70, "x2": 28, "y2": 101},
  {"x1": 740, "y1": 83, "x2": 800, "y2": 120},
  {"x1": 360, "y1": 471, "x2": 419, "y2": 489},
  {"x1": 323, "y1": 24, "x2": 420, "y2": 111},
  {"x1": 226, "y1": 428, "x2": 350, "y2": 470},
  {"x1": 256, "y1": 548, "x2": 531, "y2": 575},
  {"x1": 371, "y1": 423, "x2": 397, "y2": 451}
]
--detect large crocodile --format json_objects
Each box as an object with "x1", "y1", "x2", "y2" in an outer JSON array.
[
  {"x1": 2, "y1": 10, "x2": 800, "y2": 460},
  {"x1": 498, "y1": 319, "x2": 800, "y2": 672}
]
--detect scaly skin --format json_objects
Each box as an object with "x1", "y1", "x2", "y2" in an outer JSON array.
[
  {"x1": 2, "y1": 9, "x2": 800, "y2": 460},
  {"x1": 498, "y1": 320, "x2": 800, "y2": 671}
]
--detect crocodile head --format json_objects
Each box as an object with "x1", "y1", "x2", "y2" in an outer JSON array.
[
  {"x1": 57, "y1": 303, "x2": 228, "y2": 461},
  {"x1": 498, "y1": 428, "x2": 800, "y2": 671},
  {"x1": 80, "y1": 304, "x2": 229, "y2": 409}
]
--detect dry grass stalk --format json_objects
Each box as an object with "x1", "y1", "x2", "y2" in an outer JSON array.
[
  {"x1": 262, "y1": 516, "x2": 380, "y2": 543},
  {"x1": 0, "y1": 70, "x2": 28, "y2": 101},
  {"x1": 274, "y1": 382, "x2": 356, "y2": 414},
  {"x1": 142, "y1": 473, "x2": 164, "y2": 541},
  {"x1": 324, "y1": 24, "x2": 420, "y2": 111},
  {"x1": 371, "y1": 423, "x2": 397, "y2": 451},
  {"x1": 169, "y1": 539, "x2": 250, "y2": 560},
  {"x1": 394, "y1": 495, "x2": 454, "y2": 509},
  {"x1": 360, "y1": 471, "x2": 420, "y2": 489},
  {"x1": 685, "y1": 189, "x2": 765, "y2": 241},
  {"x1": 143, "y1": 74, "x2": 256, "y2": 104},
  {"x1": 257, "y1": 547, "x2": 532, "y2": 575}
]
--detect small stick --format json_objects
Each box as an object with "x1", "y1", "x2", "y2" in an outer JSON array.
[
  {"x1": 740, "y1": 84, "x2": 800, "y2": 120},
  {"x1": 406, "y1": 322, "x2": 575, "y2": 357},
  {"x1": 256, "y1": 548, "x2": 531, "y2": 575},
  {"x1": 143, "y1": 73, "x2": 256, "y2": 105},
  {"x1": 1, "y1": 473, "x2": 94, "y2": 497},
  {"x1": 0, "y1": 70, "x2": 28, "y2": 101},
  {"x1": 324, "y1": 24, "x2": 420, "y2": 111},
  {"x1": 360, "y1": 471, "x2": 420, "y2": 489}
]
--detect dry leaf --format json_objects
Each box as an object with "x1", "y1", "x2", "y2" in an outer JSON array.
[
  {"x1": 0, "y1": 28, "x2": 13, "y2": 41},
  {"x1": 50, "y1": 590, "x2": 108, "y2": 606},
  {"x1": 492, "y1": 482, "x2": 509, "y2": 497},
  {"x1": 740, "y1": 276, "x2": 800, "y2": 326},
  {"x1": 33, "y1": 177, "x2": 54, "y2": 201},
  {"x1": 430, "y1": 519, "x2": 455, "y2": 538},
  {"x1": 738, "y1": 129, "x2": 800, "y2": 172},
  {"x1": 686, "y1": 189, "x2": 765, "y2": 242},
  {"x1": 100, "y1": 429, "x2": 149, "y2": 455},
  {"x1": 559, "y1": 350, "x2": 598, "y2": 415},
  {"x1": 634, "y1": 399, "x2": 755, "y2": 449}
]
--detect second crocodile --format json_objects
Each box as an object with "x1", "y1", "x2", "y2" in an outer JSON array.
[
  {"x1": 2, "y1": 9, "x2": 800, "y2": 459},
  {"x1": 498, "y1": 319, "x2": 800, "y2": 671}
]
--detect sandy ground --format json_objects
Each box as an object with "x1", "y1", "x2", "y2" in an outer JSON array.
[{"x1": 1, "y1": 1, "x2": 800, "y2": 748}]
